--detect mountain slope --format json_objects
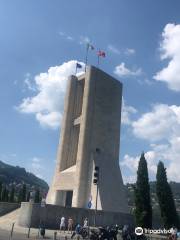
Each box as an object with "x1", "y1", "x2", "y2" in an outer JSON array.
[{"x1": 0, "y1": 160, "x2": 49, "y2": 191}]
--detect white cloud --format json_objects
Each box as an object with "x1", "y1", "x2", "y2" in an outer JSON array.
[
  {"x1": 121, "y1": 98, "x2": 137, "y2": 125},
  {"x1": 107, "y1": 46, "x2": 135, "y2": 56},
  {"x1": 114, "y1": 62, "x2": 142, "y2": 77},
  {"x1": 36, "y1": 112, "x2": 62, "y2": 129},
  {"x1": 132, "y1": 104, "x2": 180, "y2": 141},
  {"x1": 17, "y1": 60, "x2": 85, "y2": 129},
  {"x1": 122, "y1": 175, "x2": 137, "y2": 184},
  {"x1": 121, "y1": 103, "x2": 180, "y2": 183},
  {"x1": 59, "y1": 31, "x2": 65, "y2": 37},
  {"x1": 59, "y1": 32, "x2": 91, "y2": 46},
  {"x1": 121, "y1": 154, "x2": 139, "y2": 173},
  {"x1": 59, "y1": 31, "x2": 74, "y2": 41},
  {"x1": 121, "y1": 147, "x2": 173, "y2": 184},
  {"x1": 124, "y1": 48, "x2": 136, "y2": 56},
  {"x1": 154, "y1": 23, "x2": 180, "y2": 91},
  {"x1": 67, "y1": 36, "x2": 74, "y2": 41},
  {"x1": 24, "y1": 73, "x2": 36, "y2": 91},
  {"x1": 121, "y1": 151, "x2": 158, "y2": 183},
  {"x1": 79, "y1": 36, "x2": 90, "y2": 45},
  {"x1": 30, "y1": 157, "x2": 43, "y2": 178},
  {"x1": 107, "y1": 44, "x2": 120, "y2": 55}
]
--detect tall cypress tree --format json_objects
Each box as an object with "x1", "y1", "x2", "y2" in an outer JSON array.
[
  {"x1": 5, "y1": 189, "x2": 9, "y2": 202},
  {"x1": 134, "y1": 152, "x2": 152, "y2": 228},
  {"x1": 9, "y1": 186, "x2": 15, "y2": 203},
  {"x1": 17, "y1": 184, "x2": 27, "y2": 202},
  {"x1": 34, "y1": 189, "x2": 40, "y2": 203},
  {"x1": 0, "y1": 182, "x2": 2, "y2": 201},
  {"x1": 1, "y1": 186, "x2": 7, "y2": 202},
  {"x1": 156, "y1": 161, "x2": 179, "y2": 228},
  {"x1": 22, "y1": 184, "x2": 26, "y2": 202},
  {"x1": 26, "y1": 191, "x2": 30, "y2": 202}
]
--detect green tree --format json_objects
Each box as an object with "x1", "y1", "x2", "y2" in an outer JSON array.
[
  {"x1": 26, "y1": 191, "x2": 30, "y2": 202},
  {"x1": 5, "y1": 189, "x2": 9, "y2": 202},
  {"x1": 0, "y1": 182, "x2": 2, "y2": 201},
  {"x1": 17, "y1": 184, "x2": 27, "y2": 202},
  {"x1": 22, "y1": 184, "x2": 26, "y2": 202},
  {"x1": 1, "y1": 186, "x2": 7, "y2": 202},
  {"x1": 17, "y1": 190, "x2": 21, "y2": 203},
  {"x1": 134, "y1": 152, "x2": 152, "y2": 228},
  {"x1": 17, "y1": 187, "x2": 23, "y2": 203},
  {"x1": 34, "y1": 189, "x2": 40, "y2": 203},
  {"x1": 9, "y1": 186, "x2": 15, "y2": 202},
  {"x1": 156, "y1": 161, "x2": 180, "y2": 228}
]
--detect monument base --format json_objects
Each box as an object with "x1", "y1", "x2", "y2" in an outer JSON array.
[{"x1": 18, "y1": 202, "x2": 134, "y2": 229}]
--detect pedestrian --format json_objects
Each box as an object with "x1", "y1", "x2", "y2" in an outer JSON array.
[
  {"x1": 60, "y1": 216, "x2": 66, "y2": 232},
  {"x1": 71, "y1": 223, "x2": 82, "y2": 239},
  {"x1": 68, "y1": 217, "x2": 73, "y2": 233},
  {"x1": 39, "y1": 221, "x2": 45, "y2": 239},
  {"x1": 83, "y1": 218, "x2": 88, "y2": 228}
]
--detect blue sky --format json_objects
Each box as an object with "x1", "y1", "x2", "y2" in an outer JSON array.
[{"x1": 1, "y1": 0, "x2": 180, "y2": 184}]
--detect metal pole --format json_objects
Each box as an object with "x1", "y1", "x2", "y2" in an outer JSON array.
[
  {"x1": 27, "y1": 227, "x2": 31, "y2": 238},
  {"x1": 85, "y1": 44, "x2": 89, "y2": 72},
  {"x1": 53, "y1": 231, "x2": 57, "y2": 240},
  {"x1": 94, "y1": 183, "x2": 99, "y2": 226},
  {"x1": 97, "y1": 55, "x2": 100, "y2": 68},
  {"x1": 9, "y1": 222, "x2": 15, "y2": 239}
]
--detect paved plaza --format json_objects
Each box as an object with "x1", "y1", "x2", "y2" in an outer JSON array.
[
  {"x1": 0, "y1": 208, "x2": 70, "y2": 240},
  {"x1": 0, "y1": 208, "x2": 123, "y2": 240}
]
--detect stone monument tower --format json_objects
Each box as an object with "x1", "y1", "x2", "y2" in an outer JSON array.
[{"x1": 46, "y1": 65, "x2": 129, "y2": 213}]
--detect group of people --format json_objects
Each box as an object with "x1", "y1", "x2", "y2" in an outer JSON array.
[{"x1": 60, "y1": 216, "x2": 88, "y2": 234}]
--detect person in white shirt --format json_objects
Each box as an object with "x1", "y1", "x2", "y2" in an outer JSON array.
[
  {"x1": 60, "y1": 216, "x2": 66, "y2": 232},
  {"x1": 83, "y1": 218, "x2": 88, "y2": 228}
]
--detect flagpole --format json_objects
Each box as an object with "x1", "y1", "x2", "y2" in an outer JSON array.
[
  {"x1": 75, "y1": 62, "x2": 78, "y2": 75},
  {"x1": 97, "y1": 50, "x2": 100, "y2": 68},
  {"x1": 85, "y1": 44, "x2": 89, "y2": 72}
]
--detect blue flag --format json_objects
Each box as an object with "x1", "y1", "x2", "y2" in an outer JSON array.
[
  {"x1": 87, "y1": 200, "x2": 92, "y2": 209},
  {"x1": 76, "y1": 63, "x2": 82, "y2": 68}
]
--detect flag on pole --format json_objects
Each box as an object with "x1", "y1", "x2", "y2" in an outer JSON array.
[
  {"x1": 87, "y1": 43, "x2": 95, "y2": 51},
  {"x1": 85, "y1": 43, "x2": 95, "y2": 72},
  {"x1": 76, "y1": 62, "x2": 82, "y2": 69},
  {"x1": 75, "y1": 62, "x2": 82, "y2": 75},
  {"x1": 97, "y1": 50, "x2": 106, "y2": 67},
  {"x1": 97, "y1": 50, "x2": 106, "y2": 57},
  {"x1": 87, "y1": 195, "x2": 92, "y2": 209}
]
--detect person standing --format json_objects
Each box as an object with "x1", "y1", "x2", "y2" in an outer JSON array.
[
  {"x1": 68, "y1": 217, "x2": 73, "y2": 233},
  {"x1": 71, "y1": 224, "x2": 82, "y2": 239},
  {"x1": 60, "y1": 216, "x2": 66, "y2": 232},
  {"x1": 83, "y1": 218, "x2": 88, "y2": 228}
]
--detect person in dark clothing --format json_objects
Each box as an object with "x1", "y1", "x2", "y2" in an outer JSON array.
[
  {"x1": 71, "y1": 224, "x2": 82, "y2": 239},
  {"x1": 39, "y1": 221, "x2": 45, "y2": 238}
]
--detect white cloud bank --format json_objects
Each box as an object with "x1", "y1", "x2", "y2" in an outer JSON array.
[
  {"x1": 114, "y1": 62, "x2": 142, "y2": 77},
  {"x1": 107, "y1": 45, "x2": 121, "y2": 55},
  {"x1": 121, "y1": 98, "x2": 137, "y2": 125},
  {"x1": 121, "y1": 103, "x2": 180, "y2": 183},
  {"x1": 154, "y1": 23, "x2": 180, "y2": 91},
  {"x1": 124, "y1": 48, "x2": 136, "y2": 56},
  {"x1": 132, "y1": 104, "x2": 180, "y2": 141},
  {"x1": 17, "y1": 60, "x2": 84, "y2": 129},
  {"x1": 107, "y1": 45, "x2": 135, "y2": 56}
]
